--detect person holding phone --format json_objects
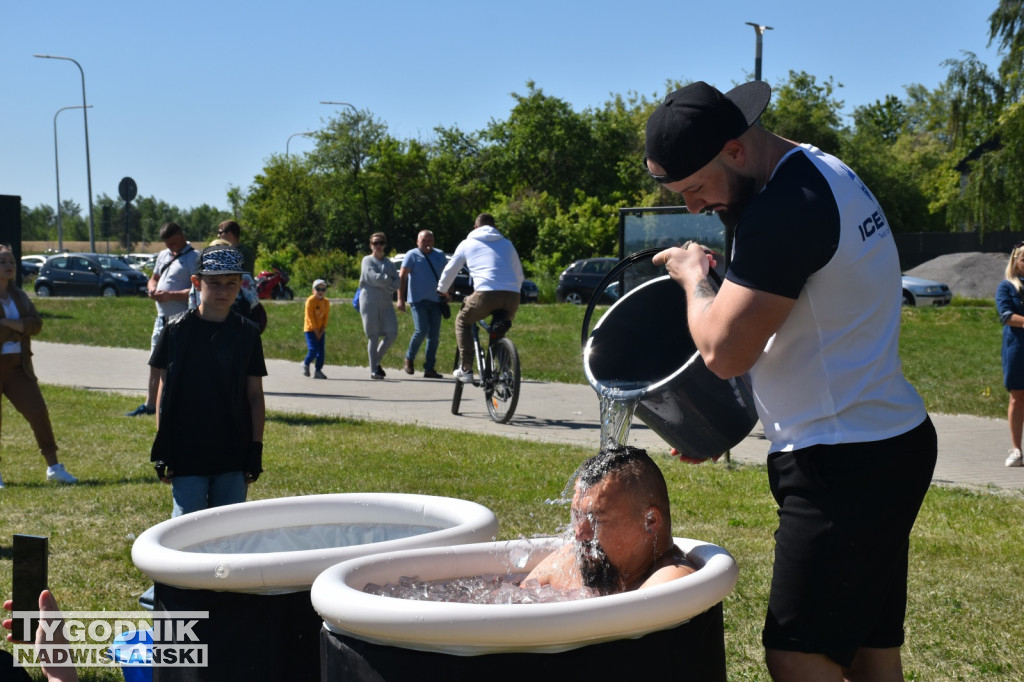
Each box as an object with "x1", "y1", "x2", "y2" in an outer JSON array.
[
  {"x1": 0, "y1": 244, "x2": 76, "y2": 487},
  {"x1": 2, "y1": 589, "x2": 79, "y2": 682}
]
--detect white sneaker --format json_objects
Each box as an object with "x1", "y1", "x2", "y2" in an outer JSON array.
[
  {"x1": 1006, "y1": 449, "x2": 1023, "y2": 467},
  {"x1": 46, "y1": 463, "x2": 78, "y2": 484},
  {"x1": 453, "y1": 368, "x2": 474, "y2": 383}
]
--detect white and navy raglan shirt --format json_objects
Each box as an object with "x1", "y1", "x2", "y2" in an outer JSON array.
[{"x1": 726, "y1": 144, "x2": 927, "y2": 454}]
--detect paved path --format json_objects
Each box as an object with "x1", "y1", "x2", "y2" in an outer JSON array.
[{"x1": 32, "y1": 341, "x2": 1024, "y2": 493}]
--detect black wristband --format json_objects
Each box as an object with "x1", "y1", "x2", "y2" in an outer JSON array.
[{"x1": 246, "y1": 442, "x2": 264, "y2": 478}]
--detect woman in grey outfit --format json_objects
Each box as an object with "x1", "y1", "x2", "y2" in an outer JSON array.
[{"x1": 358, "y1": 232, "x2": 399, "y2": 380}]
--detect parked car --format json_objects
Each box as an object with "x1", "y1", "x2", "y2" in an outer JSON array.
[
  {"x1": 901, "y1": 275, "x2": 952, "y2": 307},
  {"x1": 34, "y1": 252, "x2": 149, "y2": 297},
  {"x1": 556, "y1": 257, "x2": 619, "y2": 304},
  {"x1": 21, "y1": 255, "x2": 47, "y2": 277},
  {"x1": 121, "y1": 253, "x2": 156, "y2": 272},
  {"x1": 391, "y1": 253, "x2": 539, "y2": 303}
]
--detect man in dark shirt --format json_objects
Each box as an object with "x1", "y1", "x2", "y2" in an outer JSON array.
[{"x1": 644, "y1": 80, "x2": 935, "y2": 682}]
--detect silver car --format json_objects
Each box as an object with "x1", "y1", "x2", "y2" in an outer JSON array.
[{"x1": 901, "y1": 275, "x2": 952, "y2": 307}]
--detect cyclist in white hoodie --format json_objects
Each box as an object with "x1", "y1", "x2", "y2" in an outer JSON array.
[{"x1": 437, "y1": 213, "x2": 524, "y2": 383}]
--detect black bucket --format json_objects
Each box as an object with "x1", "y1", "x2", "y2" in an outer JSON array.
[{"x1": 581, "y1": 249, "x2": 757, "y2": 459}]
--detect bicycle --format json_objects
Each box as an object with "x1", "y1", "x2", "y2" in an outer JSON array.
[{"x1": 451, "y1": 311, "x2": 521, "y2": 424}]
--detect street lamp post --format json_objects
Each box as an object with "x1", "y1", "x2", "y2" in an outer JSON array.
[
  {"x1": 34, "y1": 53, "x2": 96, "y2": 252},
  {"x1": 53, "y1": 104, "x2": 93, "y2": 251},
  {"x1": 286, "y1": 132, "x2": 316, "y2": 156},
  {"x1": 319, "y1": 101, "x2": 357, "y2": 113},
  {"x1": 744, "y1": 22, "x2": 773, "y2": 81}
]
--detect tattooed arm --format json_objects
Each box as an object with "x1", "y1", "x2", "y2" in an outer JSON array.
[{"x1": 653, "y1": 243, "x2": 794, "y2": 378}]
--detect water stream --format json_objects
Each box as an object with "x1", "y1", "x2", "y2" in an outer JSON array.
[{"x1": 547, "y1": 380, "x2": 644, "y2": 506}]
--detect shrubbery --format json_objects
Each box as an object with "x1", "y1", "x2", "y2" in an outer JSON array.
[{"x1": 255, "y1": 247, "x2": 363, "y2": 295}]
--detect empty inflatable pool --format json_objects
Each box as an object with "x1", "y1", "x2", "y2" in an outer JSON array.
[
  {"x1": 312, "y1": 537, "x2": 738, "y2": 681},
  {"x1": 131, "y1": 493, "x2": 498, "y2": 682}
]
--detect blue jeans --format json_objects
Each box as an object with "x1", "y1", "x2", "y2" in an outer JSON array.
[
  {"x1": 406, "y1": 300, "x2": 442, "y2": 371},
  {"x1": 304, "y1": 331, "x2": 325, "y2": 370},
  {"x1": 171, "y1": 472, "x2": 248, "y2": 518}
]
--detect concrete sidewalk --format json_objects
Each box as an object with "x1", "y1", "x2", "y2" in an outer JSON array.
[{"x1": 32, "y1": 341, "x2": 1024, "y2": 493}]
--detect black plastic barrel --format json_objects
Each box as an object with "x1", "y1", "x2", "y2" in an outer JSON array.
[
  {"x1": 321, "y1": 604, "x2": 726, "y2": 681},
  {"x1": 582, "y1": 250, "x2": 757, "y2": 459}
]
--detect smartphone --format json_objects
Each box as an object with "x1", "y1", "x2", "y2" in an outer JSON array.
[{"x1": 12, "y1": 534, "x2": 48, "y2": 642}]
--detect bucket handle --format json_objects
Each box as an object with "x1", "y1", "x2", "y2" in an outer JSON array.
[{"x1": 580, "y1": 246, "x2": 723, "y2": 349}]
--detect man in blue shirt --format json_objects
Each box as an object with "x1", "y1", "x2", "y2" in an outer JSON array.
[{"x1": 397, "y1": 230, "x2": 447, "y2": 378}]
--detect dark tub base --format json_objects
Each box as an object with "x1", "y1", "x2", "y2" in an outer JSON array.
[
  {"x1": 321, "y1": 602, "x2": 726, "y2": 681},
  {"x1": 152, "y1": 583, "x2": 322, "y2": 682}
]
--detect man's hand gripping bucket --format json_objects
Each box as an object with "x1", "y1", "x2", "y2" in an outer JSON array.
[{"x1": 581, "y1": 248, "x2": 757, "y2": 460}]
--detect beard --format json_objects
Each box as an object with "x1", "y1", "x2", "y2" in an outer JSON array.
[
  {"x1": 574, "y1": 539, "x2": 620, "y2": 595},
  {"x1": 715, "y1": 170, "x2": 760, "y2": 232}
]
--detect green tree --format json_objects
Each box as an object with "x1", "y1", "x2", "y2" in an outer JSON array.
[
  {"x1": 58, "y1": 199, "x2": 89, "y2": 242},
  {"x1": 481, "y1": 82, "x2": 596, "y2": 209},
  {"x1": 988, "y1": 0, "x2": 1024, "y2": 98},
  {"x1": 761, "y1": 71, "x2": 847, "y2": 154},
  {"x1": 310, "y1": 108, "x2": 389, "y2": 250},
  {"x1": 20, "y1": 204, "x2": 55, "y2": 241},
  {"x1": 581, "y1": 92, "x2": 651, "y2": 203},
  {"x1": 941, "y1": 6, "x2": 1024, "y2": 233},
  {"x1": 489, "y1": 190, "x2": 559, "y2": 268},
  {"x1": 420, "y1": 125, "x2": 490, "y2": 250},
  {"x1": 240, "y1": 155, "x2": 322, "y2": 253},
  {"x1": 182, "y1": 204, "x2": 233, "y2": 241},
  {"x1": 943, "y1": 51, "x2": 1004, "y2": 153},
  {"x1": 533, "y1": 193, "x2": 623, "y2": 272},
  {"x1": 852, "y1": 95, "x2": 907, "y2": 143},
  {"x1": 843, "y1": 90, "x2": 958, "y2": 233},
  {"x1": 950, "y1": 99, "x2": 1024, "y2": 232},
  {"x1": 133, "y1": 195, "x2": 182, "y2": 244}
]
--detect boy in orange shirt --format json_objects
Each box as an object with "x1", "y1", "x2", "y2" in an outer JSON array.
[{"x1": 303, "y1": 279, "x2": 330, "y2": 379}]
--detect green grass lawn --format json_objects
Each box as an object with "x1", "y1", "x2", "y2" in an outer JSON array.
[
  {"x1": 30, "y1": 296, "x2": 597, "y2": 385},
  {"x1": 1, "y1": 296, "x2": 1020, "y2": 679},
  {"x1": 0, "y1": 388, "x2": 1020, "y2": 680}
]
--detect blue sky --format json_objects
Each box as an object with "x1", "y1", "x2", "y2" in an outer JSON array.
[{"x1": 1, "y1": 0, "x2": 1004, "y2": 217}]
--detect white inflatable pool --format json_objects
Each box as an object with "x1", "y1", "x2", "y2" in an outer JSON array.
[
  {"x1": 312, "y1": 536, "x2": 738, "y2": 654},
  {"x1": 131, "y1": 493, "x2": 499, "y2": 594}
]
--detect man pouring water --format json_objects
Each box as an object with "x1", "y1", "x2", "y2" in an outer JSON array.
[{"x1": 644, "y1": 81, "x2": 936, "y2": 682}]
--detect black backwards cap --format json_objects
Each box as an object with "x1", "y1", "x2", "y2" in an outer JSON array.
[
  {"x1": 197, "y1": 244, "x2": 246, "y2": 275},
  {"x1": 644, "y1": 80, "x2": 772, "y2": 183}
]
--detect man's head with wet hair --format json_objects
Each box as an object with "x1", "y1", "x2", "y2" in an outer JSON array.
[
  {"x1": 571, "y1": 445, "x2": 674, "y2": 593},
  {"x1": 576, "y1": 445, "x2": 671, "y2": 519}
]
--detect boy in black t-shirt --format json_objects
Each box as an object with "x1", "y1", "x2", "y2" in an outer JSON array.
[{"x1": 149, "y1": 244, "x2": 267, "y2": 518}]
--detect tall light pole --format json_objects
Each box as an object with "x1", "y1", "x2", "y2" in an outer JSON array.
[
  {"x1": 35, "y1": 53, "x2": 96, "y2": 252},
  {"x1": 744, "y1": 22, "x2": 773, "y2": 81},
  {"x1": 287, "y1": 131, "x2": 316, "y2": 156},
  {"x1": 53, "y1": 104, "x2": 93, "y2": 251},
  {"x1": 319, "y1": 101, "x2": 357, "y2": 113}
]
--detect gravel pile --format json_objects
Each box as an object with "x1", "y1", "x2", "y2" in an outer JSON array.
[{"x1": 904, "y1": 251, "x2": 1010, "y2": 301}]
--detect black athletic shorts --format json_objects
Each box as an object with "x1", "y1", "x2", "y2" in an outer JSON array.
[{"x1": 761, "y1": 416, "x2": 937, "y2": 668}]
